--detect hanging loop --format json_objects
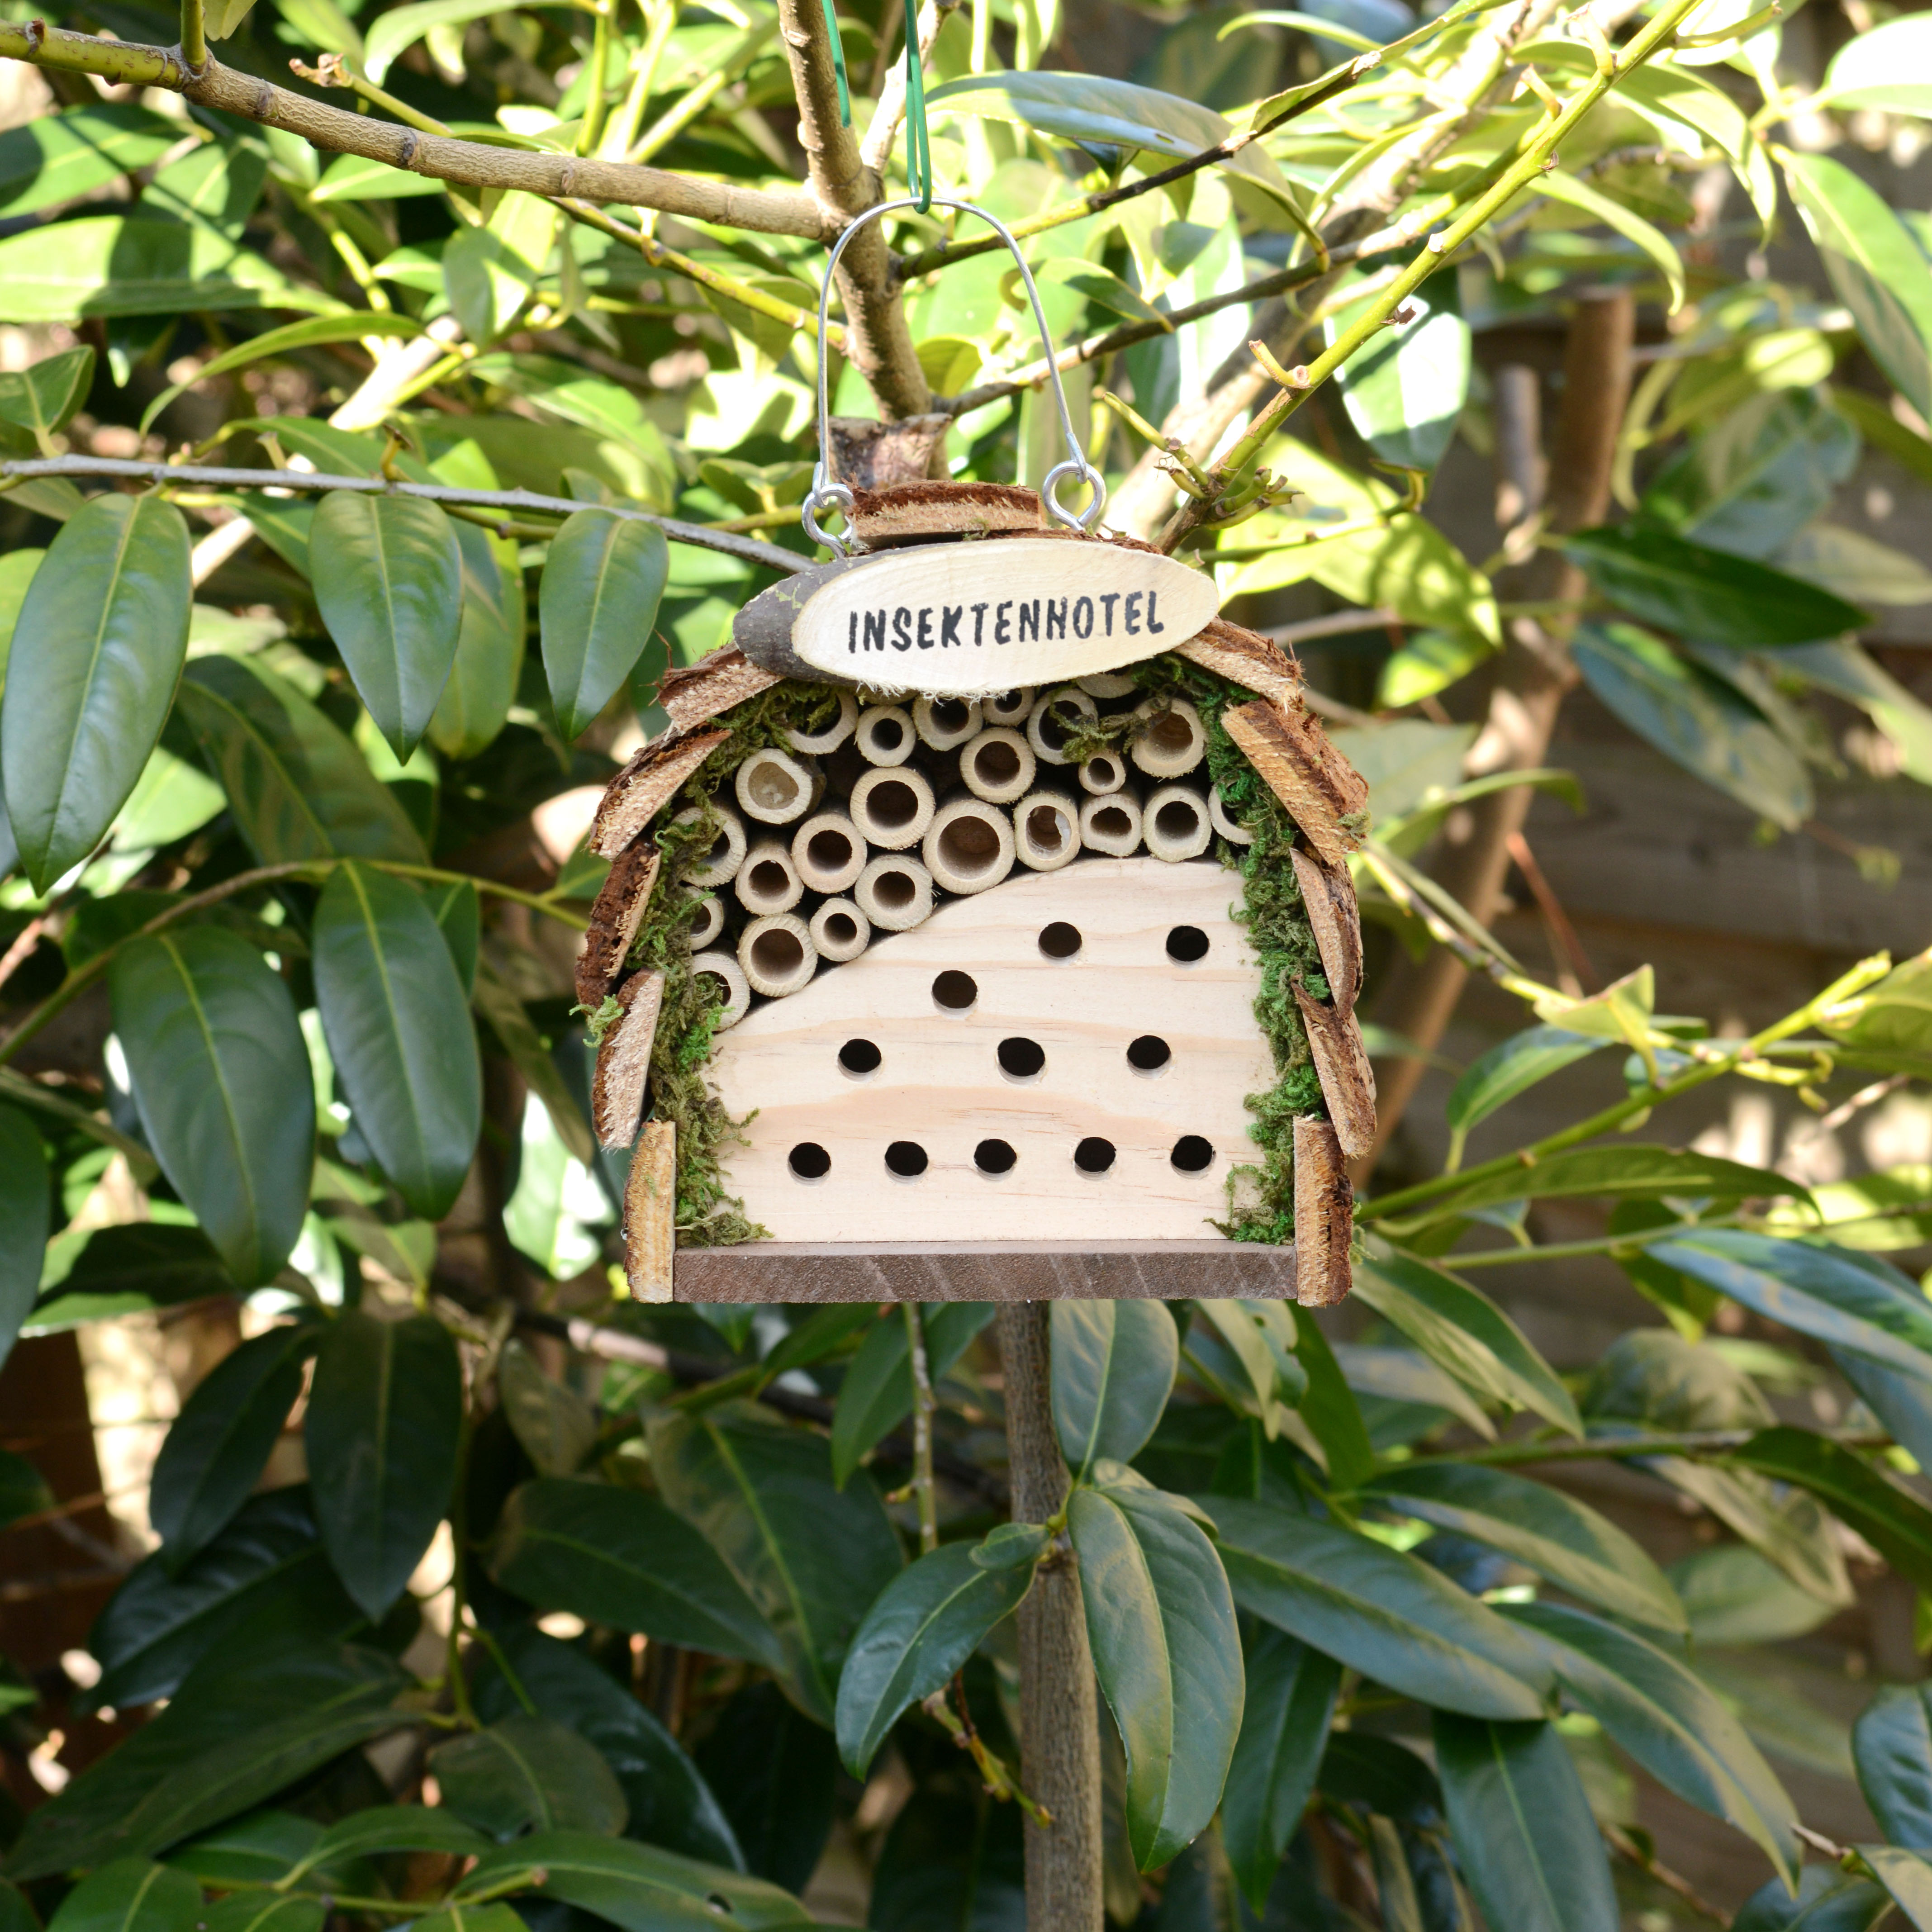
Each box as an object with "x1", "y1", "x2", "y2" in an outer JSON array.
[{"x1": 800, "y1": 196, "x2": 1107, "y2": 558}]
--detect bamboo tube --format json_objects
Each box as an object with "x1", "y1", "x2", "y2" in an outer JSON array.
[
  {"x1": 736, "y1": 838, "x2": 804, "y2": 916},
  {"x1": 786, "y1": 688, "x2": 858, "y2": 755},
  {"x1": 791, "y1": 809, "x2": 865, "y2": 894},
  {"x1": 1129, "y1": 698, "x2": 1207, "y2": 778},
  {"x1": 1027, "y1": 685, "x2": 1099, "y2": 767},
  {"x1": 810, "y1": 897, "x2": 871, "y2": 962},
  {"x1": 958, "y1": 727, "x2": 1035, "y2": 805},
  {"x1": 1078, "y1": 751, "x2": 1126, "y2": 796},
  {"x1": 923, "y1": 794, "x2": 1016, "y2": 896},
  {"x1": 1143, "y1": 784, "x2": 1212, "y2": 862},
  {"x1": 856, "y1": 853, "x2": 935, "y2": 931},
  {"x1": 738, "y1": 913, "x2": 817, "y2": 997},
  {"x1": 1077, "y1": 671, "x2": 1138, "y2": 698},
  {"x1": 735, "y1": 745, "x2": 820, "y2": 824},
  {"x1": 675, "y1": 802, "x2": 747, "y2": 886},
  {"x1": 1079, "y1": 789, "x2": 1142, "y2": 858},
  {"x1": 913, "y1": 694, "x2": 982, "y2": 751},
  {"x1": 983, "y1": 687, "x2": 1035, "y2": 726},
  {"x1": 1013, "y1": 789, "x2": 1079, "y2": 873},
  {"x1": 1210, "y1": 787, "x2": 1255, "y2": 846},
  {"x1": 685, "y1": 890, "x2": 726, "y2": 949},
  {"x1": 690, "y1": 949, "x2": 750, "y2": 1029},
  {"x1": 856, "y1": 703, "x2": 916, "y2": 766},
  {"x1": 850, "y1": 765, "x2": 936, "y2": 850}
]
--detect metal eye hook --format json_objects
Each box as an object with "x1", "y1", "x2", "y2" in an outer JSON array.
[{"x1": 799, "y1": 196, "x2": 1107, "y2": 557}]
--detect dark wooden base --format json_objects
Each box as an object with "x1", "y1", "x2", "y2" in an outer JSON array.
[{"x1": 672, "y1": 1240, "x2": 1296, "y2": 1301}]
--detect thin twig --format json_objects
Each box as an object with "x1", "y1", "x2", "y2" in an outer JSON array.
[
  {"x1": 1505, "y1": 829, "x2": 1597, "y2": 992},
  {"x1": 905, "y1": 1303, "x2": 939, "y2": 1554},
  {"x1": 1601, "y1": 1823, "x2": 1733, "y2": 1927}
]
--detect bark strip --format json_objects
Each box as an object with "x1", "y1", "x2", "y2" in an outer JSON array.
[{"x1": 1292, "y1": 1116, "x2": 1354, "y2": 1307}]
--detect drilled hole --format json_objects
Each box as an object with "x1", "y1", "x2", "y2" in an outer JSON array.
[
  {"x1": 867, "y1": 779, "x2": 920, "y2": 830},
  {"x1": 998, "y1": 1037, "x2": 1045, "y2": 1079},
  {"x1": 975, "y1": 1139, "x2": 1017, "y2": 1175},
  {"x1": 1167, "y1": 925, "x2": 1209, "y2": 963},
  {"x1": 1127, "y1": 1035, "x2": 1171, "y2": 1072},
  {"x1": 1039, "y1": 922, "x2": 1082, "y2": 959},
  {"x1": 807, "y1": 828, "x2": 854, "y2": 871},
  {"x1": 839, "y1": 1038, "x2": 881, "y2": 1076},
  {"x1": 885, "y1": 1141, "x2": 929, "y2": 1177},
  {"x1": 1171, "y1": 1135, "x2": 1215, "y2": 1173},
  {"x1": 971, "y1": 740, "x2": 1021, "y2": 787},
  {"x1": 749, "y1": 927, "x2": 804, "y2": 978},
  {"x1": 789, "y1": 1142, "x2": 831, "y2": 1179},
  {"x1": 1074, "y1": 1137, "x2": 1116, "y2": 1174},
  {"x1": 931, "y1": 969, "x2": 978, "y2": 1012},
  {"x1": 873, "y1": 868, "x2": 917, "y2": 910}
]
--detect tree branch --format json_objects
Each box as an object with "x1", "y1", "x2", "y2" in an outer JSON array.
[
  {"x1": 861, "y1": 0, "x2": 959, "y2": 176},
  {"x1": 0, "y1": 25, "x2": 826, "y2": 237},
  {"x1": 0, "y1": 456, "x2": 807, "y2": 573}
]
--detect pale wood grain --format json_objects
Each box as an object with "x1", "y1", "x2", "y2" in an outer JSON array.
[
  {"x1": 593, "y1": 729, "x2": 728, "y2": 858},
  {"x1": 1292, "y1": 1114, "x2": 1354, "y2": 1306},
  {"x1": 624, "y1": 1120, "x2": 677, "y2": 1301},
  {"x1": 1220, "y1": 700, "x2": 1367, "y2": 870},
  {"x1": 593, "y1": 970, "x2": 663, "y2": 1149},
  {"x1": 576, "y1": 841, "x2": 660, "y2": 1009},
  {"x1": 1292, "y1": 980, "x2": 1377, "y2": 1161},
  {"x1": 1292, "y1": 846, "x2": 1364, "y2": 1015},
  {"x1": 1177, "y1": 617, "x2": 1305, "y2": 705},
  {"x1": 660, "y1": 650, "x2": 783, "y2": 734}
]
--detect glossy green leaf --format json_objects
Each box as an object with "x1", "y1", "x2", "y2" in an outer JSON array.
[
  {"x1": 1220, "y1": 1630, "x2": 1341, "y2": 1909},
  {"x1": 149, "y1": 1324, "x2": 318, "y2": 1571},
  {"x1": 295, "y1": 1804, "x2": 490, "y2": 1871},
  {"x1": 456, "y1": 1830, "x2": 812, "y2": 1930},
  {"x1": 309, "y1": 492, "x2": 462, "y2": 762},
  {"x1": 497, "y1": 1339, "x2": 598, "y2": 1477},
  {"x1": 313, "y1": 861, "x2": 480, "y2": 1219},
  {"x1": 0, "y1": 1103, "x2": 48, "y2": 1370},
  {"x1": 1735, "y1": 1867, "x2": 1891, "y2": 1932},
  {"x1": 443, "y1": 227, "x2": 538, "y2": 345},
  {"x1": 1070, "y1": 1467, "x2": 1241, "y2": 1869},
  {"x1": 468, "y1": 355, "x2": 676, "y2": 501},
  {"x1": 1501, "y1": 1600, "x2": 1797, "y2": 1880},
  {"x1": 869, "y1": 1780, "x2": 1025, "y2": 1932},
  {"x1": 1571, "y1": 624, "x2": 1813, "y2": 827},
  {"x1": 0, "y1": 545, "x2": 44, "y2": 690},
  {"x1": 1730, "y1": 1426, "x2": 1932, "y2": 1591},
  {"x1": 44, "y1": 1858, "x2": 202, "y2": 1932},
  {"x1": 693, "y1": 1682, "x2": 836, "y2": 1891},
  {"x1": 836, "y1": 1536, "x2": 1036, "y2": 1778},
  {"x1": 1422, "y1": 1143, "x2": 1804, "y2": 1221},
  {"x1": 475, "y1": 1627, "x2": 742, "y2": 1869},
  {"x1": 1565, "y1": 525, "x2": 1866, "y2": 646},
  {"x1": 491, "y1": 1476, "x2": 783, "y2": 1667},
  {"x1": 176, "y1": 655, "x2": 425, "y2": 865},
  {"x1": 1, "y1": 492, "x2": 191, "y2": 890},
  {"x1": 1773, "y1": 639, "x2": 1932, "y2": 788},
  {"x1": 830, "y1": 1303, "x2": 995, "y2": 1486},
  {"x1": 5, "y1": 1643, "x2": 411, "y2": 1881},
  {"x1": 313, "y1": 153, "x2": 449, "y2": 202},
  {"x1": 1819, "y1": 946, "x2": 1932, "y2": 1080},
  {"x1": 541, "y1": 509, "x2": 670, "y2": 741},
  {"x1": 430, "y1": 1713, "x2": 627, "y2": 1841},
  {"x1": 1289, "y1": 1315, "x2": 1375, "y2": 1489},
  {"x1": 304, "y1": 1309, "x2": 461, "y2": 1618},
  {"x1": 1376, "y1": 627, "x2": 1496, "y2": 708},
  {"x1": 1362, "y1": 1464, "x2": 1684, "y2": 1632},
  {"x1": 1191, "y1": 1301, "x2": 1305, "y2": 1438},
  {"x1": 1433, "y1": 1714, "x2": 1617, "y2": 1932},
  {"x1": 163, "y1": 1806, "x2": 340, "y2": 1890},
  {"x1": 1203, "y1": 1497, "x2": 1551, "y2": 1719},
  {"x1": 472, "y1": 958, "x2": 599, "y2": 1168},
  {"x1": 1445, "y1": 1026, "x2": 1606, "y2": 1136},
  {"x1": 651, "y1": 1408, "x2": 904, "y2": 1725},
  {"x1": 0, "y1": 105, "x2": 185, "y2": 216},
  {"x1": 28, "y1": 1223, "x2": 231, "y2": 1331},
  {"x1": 109, "y1": 928, "x2": 314, "y2": 1288},
  {"x1": 1352, "y1": 1249, "x2": 1581, "y2": 1435},
  {"x1": 0, "y1": 346, "x2": 95, "y2": 451},
  {"x1": 1051, "y1": 1299, "x2": 1178, "y2": 1475},
  {"x1": 197, "y1": 1899, "x2": 325, "y2": 1932},
  {"x1": 0, "y1": 215, "x2": 299, "y2": 323},
  {"x1": 1854, "y1": 1683, "x2": 1932, "y2": 1849},
  {"x1": 363, "y1": 0, "x2": 578, "y2": 81},
  {"x1": 137, "y1": 313, "x2": 418, "y2": 435},
  {"x1": 1535, "y1": 169, "x2": 1685, "y2": 311},
  {"x1": 1860, "y1": 1847, "x2": 1932, "y2": 1931},
  {"x1": 429, "y1": 517, "x2": 522, "y2": 760},
  {"x1": 1324, "y1": 270, "x2": 1467, "y2": 473},
  {"x1": 1821, "y1": 14, "x2": 1932, "y2": 113}
]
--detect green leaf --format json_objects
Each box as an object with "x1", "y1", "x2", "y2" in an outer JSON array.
[
  {"x1": 313, "y1": 861, "x2": 480, "y2": 1219},
  {"x1": 870, "y1": 1780, "x2": 1025, "y2": 1932},
  {"x1": 1324, "y1": 269, "x2": 1468, "y2": 473},
  {"x1": 1735, "y1": 1867, "x2": 1891, "y2": 1932},
  {"x1": 1820, "y1": 13, "x2": 1932, "y2": 111},
  {"x1": 1785, "y1": 152, "x2": 1932, "y2": 421},
  {"x1": 1565, "y1": 524, "x2": 1866, "y2": 646},
  {"x1": 1777, "y1": 639, "x2": 1932, "y2": 789},
  {"x1": 109, "y1": 928, "x2": 314, "y2": 1289},
  {"x1": 835, "y1": 1536, "x2": 1037, "y2": 1778},
  {"x1": 541, "y1": 509, "x2": 670, "y2": 741},
  {"x1": 1432, "y1": 1714, "x2": 1618, "y2": 1932},
  {"x1": 1191, "y1": 1301, "x2": 1305, "y2": 1438},
  {"x1": 1570, "y1": 624, "x2": 1813, "y2": 827},
  {"x1": 0, "y1": 545, "x2": 44, "y2": 692},
  {"x1": 693, "y1": 1682, "x2": 836, "y2": 1891},
  {"x1": 1, "y1": 492, "x2": 191, "y2": 891},
  {"x1": 475, "y1": 1627, "x2": 743, "y2": 1869},
  {"x1": 430, "y1": 1713, "x2": 628, "y2": 1841},
  {"x1": 312, "y1": 153, "x2": 451, "y2": 202},
  {"x1": 456, "y1": 1830, "x2": 812, "y2": 1931},
  {"x1": 28, "y1": 1223, "x2": 230, "y2": 1331},
  {"x1": 423, "y1": 876, "x2": 480, "y2": 995},
  {"x1": 1376, "y1": 627, "x2": 1496, "y2": 708},
  {"x1": 1856, "y1": 1683, "x2": 1932, "y2": 1853},
  {"x1": 1819, "y1": 945, "x2": 1932, "y2": 1079},
  {"x1": 1445, "y1": 1026, "x2": 1607, "y2": 1138},
  {"x1": 149, "y1": 1324, "x2": 318, "y2": 1571},
  {"x1": 362, "y1": 0, "x2": 578, "y2": 81},
  {"x1": 497, "y1": 1339, "x2": 598, "y2": 1477},
  {"x1": 305, "y1": 1309, "x2": 462, "y2": 1618},
  {"x1": 309, "y1": 492, "x2": 462, "y2": 762},
  {"x1": 1352, "y1": 1249, "x2": 1581, "y2": 1435},
  {"x1": 1202, "y1": 1497, "x2": 1552, "y2": 1719},
  {"x1": 1220, "y1": 1630, "x2": 1341, "y2": 1910},
  {"x1": 138, "y1": 313, "x2": 419, "y2": 436},
  {"x1": 1070, "y1": 1467, "x2": 1242, "y2": 1870},
  {"x1": 1361, "y1": 1464, "x2": 1684, "y2": 1632},
  {"x1": 198, "y1": 1900, "x2": 325, "y2": 1932},
  {"x1": 1730, "y1": 1426, "x2": 1932, "y2": 1592},
  {"x1": 0, "y1": 346, "x2": 95, "y2": 450},
  {"x1": 1671, "y1": 1543, "x2": 1835, "y2": 1646},
  {"x1": 1534, "y1": 170, "x2": 1685, "y2": 312},
  {"x1": 1500, "y1": 1600, "x2": 1797, "y2": 1880},
  {"x1": 830, "y1": 1303, "x2": 995, "y2": 1487},
  {"x1": 4, "y1": 1643, "x2": 412, "y2": 1881},
  {"x1": 0, "y1": 216, "x2": 303, "y2": 322},
  {"x1": 443, "y1": 227, "x2": 538, "y2": 346},
  {"x1": 1289, "y1": 1315, "x2": 1375, "y2": 1490},
  {"x1": 490, "y1": 1476, "x2": 783, "y2": 1668},
  {"x1": 45, "y1": 1859, "x2": 203, "y2": 1932},
  {"x1": 1051, "y1": 1300, "x2": 1178, "y2": 1475},
  {"x1": 650, "y1": 1408, "x2": 905, "y2": 1726},
  {"x1": 1419, "y1": 1143, "x2": 1804, "y2": 1222},
  {"x1": 0, "y1": 105, "x2": 185, "y2": 217},
  {"x1": 176, "y1": 655, "x2": 425, "y2": 865},
  {"x1": 0, "y1": 1103, "x2": 48, "y2": 1369},
  {"x1": 1860, "y1": 1847, "x2": 1932, "y2": 1932},
  {"x1": 429, "y1": 518, "x2": 522, "y2": 761}
]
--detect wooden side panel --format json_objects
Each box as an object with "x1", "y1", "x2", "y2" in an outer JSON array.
[
  {"x1": 1292, "y1": 1115, "x2": 1353, "y2": 1307},
  {"x1": 623, "y1": 1120, "x2": 677, "y2": 1302}
]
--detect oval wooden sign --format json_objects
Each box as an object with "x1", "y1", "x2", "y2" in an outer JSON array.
[{"x1": 788, "y1": 539, "x2": 1220, "y2": 695}]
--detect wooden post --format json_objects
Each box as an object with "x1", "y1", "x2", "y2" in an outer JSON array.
[{"x1": 998, "y1": 1302, "x2": 1103, "y2": 1932}]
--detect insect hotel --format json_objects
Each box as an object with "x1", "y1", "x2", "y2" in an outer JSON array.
[{"x1": 574, "y1": 470, "x2": 1375, "y2": 1311}]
